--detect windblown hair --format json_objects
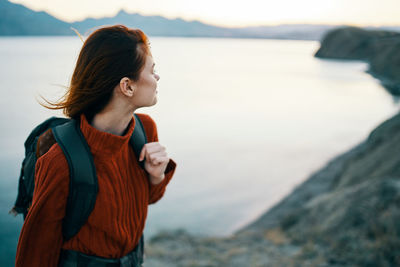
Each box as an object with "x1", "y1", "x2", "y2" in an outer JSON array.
[{"x1": 40, "y1": 24, "x2": 150, "y2": 122}]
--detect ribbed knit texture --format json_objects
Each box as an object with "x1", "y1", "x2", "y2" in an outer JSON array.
[{"x1": 16, "y1": 113, "x2": 177, "y2": 267}]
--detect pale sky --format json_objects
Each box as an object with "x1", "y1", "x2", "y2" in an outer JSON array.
[{"x1": 9, "y1": 0, "x2": 400, "y2": 27}]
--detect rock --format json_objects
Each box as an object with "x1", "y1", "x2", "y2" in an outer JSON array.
[
  {"x1": 239, "y1": 112, "x2": 400, "y2": 266},
  {"x1": 314, "y1": 26, "x2": 399, "y2": 59},
  {"x1": 367, "y1": 39, "x2": 400, "y2": 95},
  {"x1": 314, "y1": 26, "x2": 400, "y2": 96}
]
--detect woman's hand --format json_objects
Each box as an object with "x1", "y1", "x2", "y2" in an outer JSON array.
[{"x1": 139, "y1": 142, "x2": 169, "y2": 184}]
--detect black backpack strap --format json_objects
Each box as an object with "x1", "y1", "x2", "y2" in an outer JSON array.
[
  {"x1": 51, "y1": 114, "x2": 146, "y2": 241},
  {"x1": 130, "y1": 113, "x2": 148, "y2": 169},
  {"x1": 52, "y1": 119, "x2": 98, "y2": 241}
]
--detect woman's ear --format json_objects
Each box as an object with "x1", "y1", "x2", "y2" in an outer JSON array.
[{"x1": 119, "y1": 77, "x2": 136, "y2": 97}]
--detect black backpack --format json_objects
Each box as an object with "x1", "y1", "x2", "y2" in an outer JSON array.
[{"x1": 9, "y1": 114, "x2": 147, "y2": 241}]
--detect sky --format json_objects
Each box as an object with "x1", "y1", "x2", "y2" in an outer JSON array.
[{"x1": 9, "y1": 0, "x2": 400, "y2": 28}]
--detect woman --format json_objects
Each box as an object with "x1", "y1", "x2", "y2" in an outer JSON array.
[{"x1": 15, "y1": 24, "x2": 177, "y2": 266}]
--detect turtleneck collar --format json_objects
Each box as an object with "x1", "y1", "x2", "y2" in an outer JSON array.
[{"x1": 79, "y1": 113, "x2": 136, "y2": 155}]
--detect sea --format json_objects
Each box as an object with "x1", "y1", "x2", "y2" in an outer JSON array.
[{"x1": 0, "y1": 36, "x2": 399, "y2": 265}]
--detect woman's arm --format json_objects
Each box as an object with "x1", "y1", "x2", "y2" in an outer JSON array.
[
  {"x1": 148, "y1": 158, "x2": 177, "y2": 204},
  {"x1": 136, "y1": 113, "x2": 177, "y2": 205},
  {"x1": 16, "y1": 145, "x2": 69, "y2": 267}
]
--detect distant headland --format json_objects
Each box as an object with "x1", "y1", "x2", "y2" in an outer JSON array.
[{"x1": 315, "y1": 26, "x2": 400, "y2": 96}]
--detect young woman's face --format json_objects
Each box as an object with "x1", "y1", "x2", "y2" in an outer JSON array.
[{"x1": 132, "y1": 54, "x2": 160, "y2": 108}]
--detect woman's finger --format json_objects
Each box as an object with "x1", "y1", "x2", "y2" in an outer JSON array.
[
  {"x1": 148, "y1": 151, "x2": 167, "y2": 160},
  {"x1": 147, "y1": 150, "x2": 168, "y2": 164},
  {"x1": 139, "y1": 145, "x2": 147, "y2": 161},
  {"x1": 151, "y1": 156, "x2": 169, "y2": 165},
  {"x1": 140, "y1": 143, "x2": 157, "y2": 161},
  {"x1": 146, "y1": 142, "x2": 165, "y2": 151}
]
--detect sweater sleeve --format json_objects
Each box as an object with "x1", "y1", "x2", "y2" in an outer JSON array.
[
  {"x1": 136, "y1": 113, "x2": 177, "y2": 205},
  {"x1": 16, "y1": 145, "x2": 69, "y2": 267},
  {"x1": 148, "y1": 158, "x2": 177, "y2": 204}
]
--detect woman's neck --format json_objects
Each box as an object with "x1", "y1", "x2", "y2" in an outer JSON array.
[{"x1": 90, "y1": 109, "x2": 135, "y2": 136}]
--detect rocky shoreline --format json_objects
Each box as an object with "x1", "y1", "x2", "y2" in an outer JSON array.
[
  {"x1": 315, "y1": 26, "x2": 400, "y2": 96},
  {"x1": 143, "y1": 26, "x2": 400, "y2": 267},
  {"x1": 144, "y1": 111, "x2": 400, "y2": 267}
]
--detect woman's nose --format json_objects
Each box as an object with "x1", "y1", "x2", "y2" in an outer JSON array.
[{"x1": 155, "y1": 74, "x2": 160, "y2": 81}]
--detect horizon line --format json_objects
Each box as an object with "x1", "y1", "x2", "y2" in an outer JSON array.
[{"x1": 9, "y1": 0, "x2": 400, "y2": 29}]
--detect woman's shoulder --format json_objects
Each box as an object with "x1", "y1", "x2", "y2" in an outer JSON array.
[
  {"x1": 33, "y1": 141, "x2": 70, "y2": 195},
  {"x1": 135, "y1": 113, "x2": 156, "y2": 126},
  {"x1": 135, "y1": 113, "x2": 158, "y2": 141},
  {"x1": 36, "y1": 140, "x2": 69, "y2": 175}
]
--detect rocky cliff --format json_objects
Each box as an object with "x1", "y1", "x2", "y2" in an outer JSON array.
[
  {"x1": 144, "y1": 111, "x2": 400, "y2": 267},
  {"x1": 315, "y1": 26, "x2": 400, "y2": 96}
]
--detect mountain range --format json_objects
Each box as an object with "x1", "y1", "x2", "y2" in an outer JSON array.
[{"x1": 1, "y1": 0, "x2": 399, "y2": 40}]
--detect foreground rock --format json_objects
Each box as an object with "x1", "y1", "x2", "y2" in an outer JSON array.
[
  {"x1": 315, "y1": 26, "x2": 400, "y2": 96},
  {"x1": 144, "y1": 112, "x2": 400, "y2": 266}
]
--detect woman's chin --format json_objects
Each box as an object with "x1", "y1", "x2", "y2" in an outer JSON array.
[{"x1": 151, "y1": 96, "x2": 158, "y2": 105}]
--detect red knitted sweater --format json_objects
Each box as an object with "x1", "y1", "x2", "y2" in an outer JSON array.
[{"x1": 15, "y1": 113, "x2": 177, "y2": 266}]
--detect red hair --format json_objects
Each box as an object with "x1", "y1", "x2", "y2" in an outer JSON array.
[{"x1": 40, "y1": 25, "x2": 150, "y2": 122}]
